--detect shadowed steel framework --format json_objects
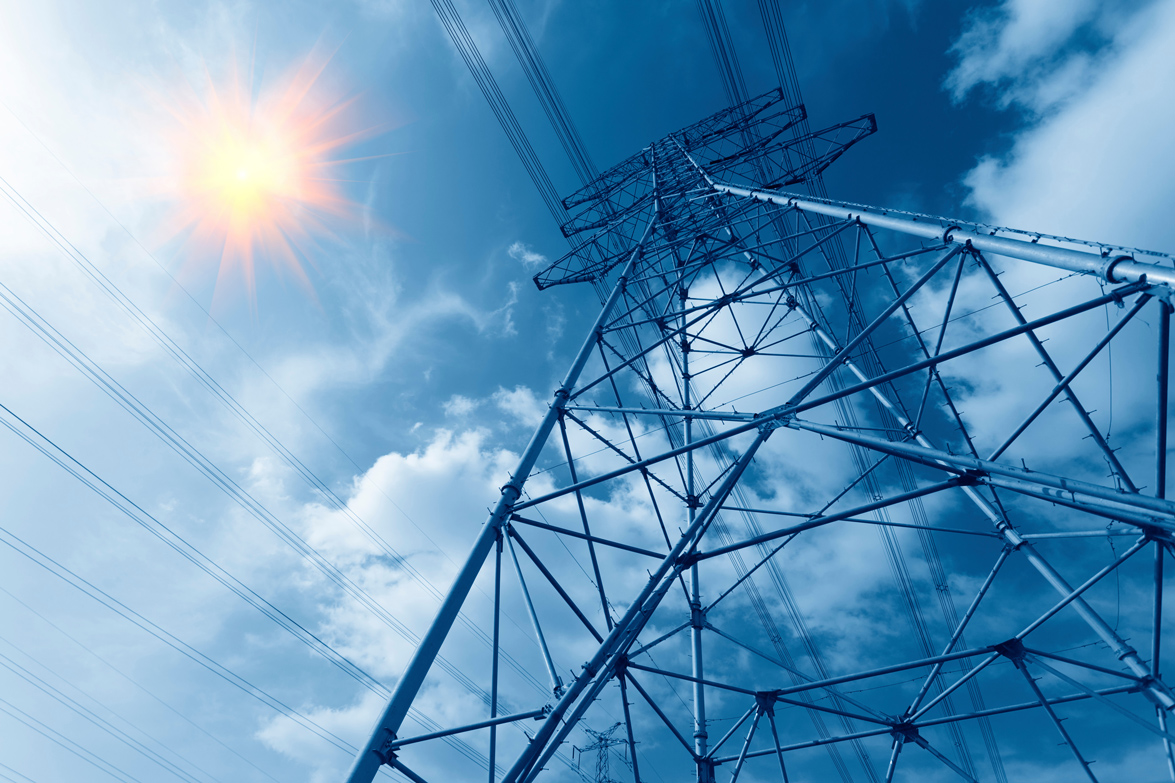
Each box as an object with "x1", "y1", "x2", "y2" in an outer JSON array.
[{"x1": 346, "y1": 88, "x2": 1175, "y2": 783}]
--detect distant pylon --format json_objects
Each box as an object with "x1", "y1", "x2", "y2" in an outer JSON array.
[
  {"x1": 345, "y1": 87, "x2": 1175, "y2": 783},
  {"x1": 575, "y1": 722, "x2": 626, "y2": 783}
]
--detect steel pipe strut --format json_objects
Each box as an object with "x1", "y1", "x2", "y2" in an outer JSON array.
[
  {"x1": 1012, "y1": 660, "x2": 1098, "y2": 782},
  {"x1": 711, "y1": 183, "x2": 1175, "y2": 288},
  {"x1": 343, "y1": 212, "x2": 658, "y2": 783},
  {"x1": 386, "y1": 708, "x2": 548, "y2": 750},
  {"x1": 505, "y1": 533, "x2": 562, "y2": 696}
]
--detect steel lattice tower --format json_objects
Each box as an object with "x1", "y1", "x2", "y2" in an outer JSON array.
[{"x1": 345, "y1": 88, "x2": 1175, "y2": 783}]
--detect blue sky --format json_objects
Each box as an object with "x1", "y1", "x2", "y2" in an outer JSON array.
[{"x1": 1, "y1": 1, "x2": 1175, "y2": 782}]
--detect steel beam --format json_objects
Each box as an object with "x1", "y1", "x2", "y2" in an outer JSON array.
[
  {"x1": 386, "y1": 709, "x2": 548, "y2": 751},
  {"x1": 710, "y1": 184, "x2": 1175, "y2": 288}
]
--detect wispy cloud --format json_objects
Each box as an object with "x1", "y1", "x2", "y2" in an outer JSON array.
[
  {"x1": 507, "y1": 240, "x2": 548, "y2": 269},
  {"x1": 945, "y1": 0, "x2": 1106, "y2": 111}
]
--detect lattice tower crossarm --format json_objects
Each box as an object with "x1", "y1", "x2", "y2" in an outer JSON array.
[{"x1": 345, "y1": 91, "x2": 1175, "y2": 783}]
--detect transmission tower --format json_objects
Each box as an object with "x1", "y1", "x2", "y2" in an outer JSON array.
[
  {"x1": 341, "y1": 75, "x2": 1175, "y2": 783},
  {"x1": 575, "y1": 722, "x2": 626, "y2": 783}
]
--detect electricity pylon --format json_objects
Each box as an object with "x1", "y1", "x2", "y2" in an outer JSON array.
[
  {"x1": 346, "y1": 88, "x2": 1175, "y2": 783},
  {"x1": 575, "y1": 722, "x2": 625, "y2": 783}
]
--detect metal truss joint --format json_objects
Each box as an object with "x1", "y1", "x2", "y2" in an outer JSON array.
[
  {"x1": 374, "y1": 729, "x2": 398, "y2": 767},
  {"x1": 690, "y1": 602, "x2": 706, "y2": 629},
  {"x1": 754, "y1": 690, "x2": 779, "y2": 717},
  {"x1": 890, "y1": 721, "x2": 922, "y2": 745},
  {"x1": 995, "y1": 637, "x2": 1028, "y2": 666},
  {"x1": 959, "y1": 469, "x2": 984, "y2": 486},
  {"x1": 1131, "y1": 670, "x2": 1175, "y2": 710},
  {"x1": 1102, "y1": 255, "x2": 1136, "y2": 284},
  {"x1": 696, "y1": 757, "x2": 718, "y2": 783},
  {"x1": 755, "y1": 410, "x2": 792, "y2": 437}
]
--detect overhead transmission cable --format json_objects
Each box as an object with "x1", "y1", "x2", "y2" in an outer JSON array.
[
  {"x1": 0, "y1": 401, "x2": 499, "y2": 773},
  {"x1": 0, "y1": 584, "x2": 282, "y2": 783},
  {"x1": 432, "y1": 0, "x2": 564, "y2": 223},
  {"x1": 486, "y1": 0, "x2": 598, "y2": 185},
  {"x1": 5, "y1": 21, "x2": 584, "y2": 781},
  {"x1": 0, "y1": 99, "x2": 475, "y2": 608},
  {"x1": 0, "y1": 644, "x2": 219, "y2": 783},
  {"x1": 0, "y1": 523, "x2": 356, "y2": 754},
  {"x1": 0, "y1": 175, "x2": 544, "y2": 699},
  {"x1": 697, "y1": 0, "x2": 750, "y2": 107},
  {"x1": 0, "y1": 525, "x2": 468, "y2": 781},
  {"x1": 0, "y1": 272, "x2": 540, "y2": 695},
  {"x1": 0, "y1": 761, "x2": 38, "y2": 783},
  {"x1": 0, "y1": 150, "x2": 586, "y2": 782},
  {"x1": 0, "y1": 208, "x2": 553, "y2": 708},
  {"x1": 756, "y1": 0, "x2": 834, "y2": 204},
  {"x1": 0, "y1": 696, "x2": 147, "y2": 783}
]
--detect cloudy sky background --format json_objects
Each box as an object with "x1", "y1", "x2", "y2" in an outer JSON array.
[{"x1": 1, "y1": 0, "x2": 1174, "y2": 781}]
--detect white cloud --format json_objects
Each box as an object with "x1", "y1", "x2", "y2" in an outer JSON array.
[
  {"x1": 960, "y1": 0, "x2": 1175, "y2": 249},
  {"x1": 945, "y1": 0, "x2": 1104, "y2": 109},
  {"x1": 507, "y1": 240, "x2": 548, "y2": 269},
  {"x1": 443, "y1": 393, "x2": 480, "y2": 417},
  {"x1": 256, "y1": 691, "x2": 386, "y2": 783},
  {"x1": 492, "y1": 385, "x2": 546, "y2": 427},
  {"x1": 939, "y1": 0, "x2": 1175, "y2": 476}
]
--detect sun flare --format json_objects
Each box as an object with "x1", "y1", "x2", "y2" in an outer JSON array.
[{"x1": 159, "y1": 49, "x2": 374, "y2": 307}]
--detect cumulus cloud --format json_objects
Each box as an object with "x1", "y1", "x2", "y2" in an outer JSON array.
[
  {"x1": 492, "y1": 385, "x2": 545, "y2": 427},
  {"x1": 443, "y1": 394, "x2": 480, "y2": 417}
]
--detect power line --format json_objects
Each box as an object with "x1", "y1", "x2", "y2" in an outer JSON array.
[
  {"x1": 0, "y1": 697, "x2": 146, "y2": 783},
  {"x1": 0, "y1": 269, "x2": 550, "y2": 705},
  {"x1": 487, "y1": 0, "x2": 598, "y2": 185},
  {"x1": 697, "y1": 0, "x2": 749, "y2": 108},
  {"x1": 0, "y1": 95, "x2": 478, "y2": 627},
  {"x1": 0, "y1": 523, "x2": 358, "y2": 754},
  {"x1": 0, "y1": 584, "x2": 283, "y2": 783},
  {"x1": 0, "y1": 174, "x2": 543, "y2": 695},
  {"x1": 0, "y1": 403, "x2": 502, "y2": 773},
  {"x1": 0, "y1": 761, "x2": 39, "y2": 783},
  {"x1": 0, "y1": 645, "x2": 219, "y2": 783},
  {"x1": 432, "y1": 0, "x2": 565, "y2": 223},
  {"x1": 0, "y1": 172, "x2": 586, "y2": 779}
]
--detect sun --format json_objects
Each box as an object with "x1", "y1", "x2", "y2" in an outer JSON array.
[
  {"x1": 158, "y1": 48, "x2": 376, "y2": 308},
  {"x1": 192, "y1": 118, "x2": 299, "y2": 222}
]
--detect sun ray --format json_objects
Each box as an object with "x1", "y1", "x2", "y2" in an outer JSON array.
[{"x1": 155, "y1": 45, "x2": 382, "y2": 311}]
